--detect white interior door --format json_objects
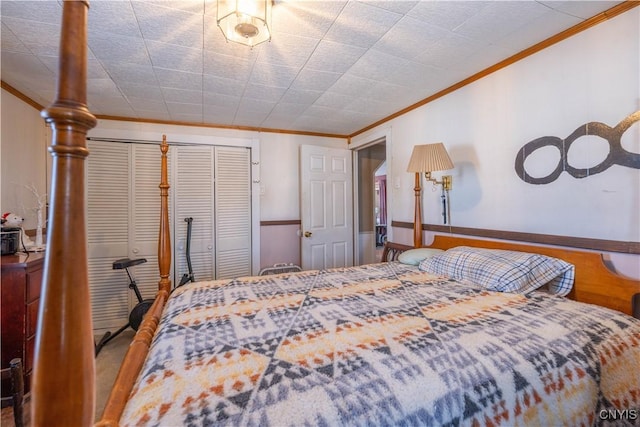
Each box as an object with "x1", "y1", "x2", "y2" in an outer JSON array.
[{"x1": 300, "y1": 145, "x2": 353, "y2": 270}]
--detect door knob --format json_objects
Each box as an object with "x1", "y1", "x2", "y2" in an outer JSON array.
[{"x1": 304, "y1": 231, "x2": 312, "y2": 238}]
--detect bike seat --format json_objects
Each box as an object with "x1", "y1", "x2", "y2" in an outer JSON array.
[{"x1": 113, "y1": 258, "x2": 147, "y2": 270}]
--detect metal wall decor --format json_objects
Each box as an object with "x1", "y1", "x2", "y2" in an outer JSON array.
[{"x1": 515, "y1": 111, "x2": 640, "y2": 184}]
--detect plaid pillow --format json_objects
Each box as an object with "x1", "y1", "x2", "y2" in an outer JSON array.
[{"x1": 418, "y1": 246, "x2": 575, "y2": 296}]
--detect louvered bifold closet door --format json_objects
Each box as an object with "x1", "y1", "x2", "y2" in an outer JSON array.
[
  {"x1": 215, "y1": 146, "x2": 252, "y2": 279},
  {"x1": 173, "y1": 145, "x2": 215, "y2": 283},
  {"x1": 87, "y1": 141, "x2": 131, "y2": 330},
  {"x1": 130, "y1": 143, "x2": 172, "y2": 307}
]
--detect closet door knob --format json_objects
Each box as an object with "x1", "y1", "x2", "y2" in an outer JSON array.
[{"x1": 304, "y1": 231, "x2": 312, "y2": 238}]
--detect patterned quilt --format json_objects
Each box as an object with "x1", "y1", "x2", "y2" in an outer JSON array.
[{"x1": 120, "y1": 262, "x2": 640, "y2": 426}]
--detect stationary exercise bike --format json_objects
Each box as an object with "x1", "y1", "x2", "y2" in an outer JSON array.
[{"x1": 94, "y1": 258, "x2": 154, "y2": 356}]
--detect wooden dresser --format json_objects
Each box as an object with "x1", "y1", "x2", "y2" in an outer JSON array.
[{"x1": 1, "y1": 252, "x2": 45, "y2": 396}]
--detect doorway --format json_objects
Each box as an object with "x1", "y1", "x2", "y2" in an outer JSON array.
[{"x1": 356, "y1": 140, "x2": 386, "y2": 265}]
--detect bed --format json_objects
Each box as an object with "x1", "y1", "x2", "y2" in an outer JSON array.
[{"x1": 32, "y1": 2, "x2": 640, "y2": 427}]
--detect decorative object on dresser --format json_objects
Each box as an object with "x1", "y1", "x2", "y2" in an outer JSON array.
[
  {"x1": 1, "y1": 252, "x2": 45, "y2": 400},
  {"x1": 406, "y1": 143, "x2": 454, "y2": 247}
]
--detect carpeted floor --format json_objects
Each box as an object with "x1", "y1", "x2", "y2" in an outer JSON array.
[{"x1": 1, "y1": 329, "x2": 135, "y2": 427}]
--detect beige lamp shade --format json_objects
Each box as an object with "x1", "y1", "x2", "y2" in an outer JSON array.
[{"x1": 407, "y1": 143, "x2": 454, "y2": 173}]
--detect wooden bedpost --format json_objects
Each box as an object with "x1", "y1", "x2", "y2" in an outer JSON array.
[
  {"x1": 32, "y1": 1, "x2": 97, "y2": 426},
  {"x1": 158, "y1": 135, "x2": 172, "y2": 294}
]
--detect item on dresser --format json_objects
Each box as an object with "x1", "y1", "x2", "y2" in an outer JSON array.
[{"x1": 1, "y1": 227, "x2": 21, "y2": 255}]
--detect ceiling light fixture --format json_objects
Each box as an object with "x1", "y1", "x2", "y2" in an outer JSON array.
[{"x1": 217, "y1": 0, "x2": 272, "y2": 48}]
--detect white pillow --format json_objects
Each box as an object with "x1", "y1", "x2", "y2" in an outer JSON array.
[{"x1": 397, "y1": 248, "x2": 444, "y2": 266}]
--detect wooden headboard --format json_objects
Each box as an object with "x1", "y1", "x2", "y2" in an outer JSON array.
[{"x1": 381, "y1": 236, "x2": 639, "y2": 318}]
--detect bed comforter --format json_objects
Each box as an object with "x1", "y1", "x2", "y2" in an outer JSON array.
[{"x1": 121, "y1": 262, "x2": 640, "y2": 426}]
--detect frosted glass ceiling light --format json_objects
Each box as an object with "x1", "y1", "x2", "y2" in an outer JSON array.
[{"x1": 217, "y1": 0, "x2": 272, "y2": 48}]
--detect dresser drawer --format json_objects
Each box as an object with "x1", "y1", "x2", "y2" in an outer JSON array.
[
  {"x1": 27, "y1": 300, "x2": 39, "y2": 337},
  {"x1": 26, "y1": 266, "x2": 43, "y2": 303}
]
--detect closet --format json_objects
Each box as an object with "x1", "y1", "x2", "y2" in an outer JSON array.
[{"x1": 86, "y1": 140, "x2": 251, "y2": 330}]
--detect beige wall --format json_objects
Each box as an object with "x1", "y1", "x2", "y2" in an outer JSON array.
[{"x1": 1, "y1": 89, "x2": 49, "y2": 229}]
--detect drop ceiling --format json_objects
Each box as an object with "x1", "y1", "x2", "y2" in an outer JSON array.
[{"x1": 0, "y1": 0, "x2": 624, "y2": 137}]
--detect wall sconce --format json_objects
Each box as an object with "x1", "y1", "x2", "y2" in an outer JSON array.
[
  {"x1": 217, "y1": 0, "x2": 272, "y2": 48},
  {"x1": 406, "y1": 142, "x2": 454, "y2": 247}
]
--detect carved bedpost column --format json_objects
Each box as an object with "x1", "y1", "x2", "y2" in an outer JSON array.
[
  {"x1": 32, "y1": 1, "x2": 97, "y2": 426},
  {"x1": 158, "y1": 136, "x2": 172, "y2": 294},
  {"x1": 413, "y1": 172, "x2": 423, "y2": 248}
]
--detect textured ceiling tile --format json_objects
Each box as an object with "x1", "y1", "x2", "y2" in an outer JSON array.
[
  {"x1": 126, "y1": 97, "x2": 168, "y2": 112},
  {"x1": 145, "y1": 1, "x2": 206, "y2": 15},
  {"x1": 147, "y1": 40, "x2": 203, "y2": 72},
  {"x1": 1, "y1": 51, "x2": 55, "y2": 82},
  {"x1": 166, "y1": 102, "x2": 203, "y2": 115},
  {"x1": 362, "y1": 1, "x2": 420, "y2": 15},
  {"x1": 203, "y1": 92, "x2": 241, "y2": 109},
  {"x1": 290, "y1": 68, "x2": 342, "y2": 91},
  {"x1": 132, "y1": 1, "x2": 203, "y2": 48},
  {"x1": 234, "y1": 110, "x2": 270, "y2": 126},
  {"x1": 250, "y1": 63, "x2": 299, "y2": 88},
  {"x1": 494, "y1": 9, "x2": 581, "y2": 52},
  {"x1": 415, "y1": 32, "x2": 485, "y2": 69},
  {"x1": 314, "y1": 91, "x2": 354, "y2": 109},
  {"x1": 203, "y1": 104, "x2": 237, "y2": 123},
  {"x1": 324, "y1": 1, "x2": 402, "y2": 49},
  {"x1": 0, "y1": 0, "x2": 61, "y2": 24},
  {"x1": 328, "y1": 74, "x2": 376, "y2": 97},
  {"x1": 373, "y1": 15, "x2": 449, "y2": 60},
  {"x1": 119, "y1": 83, "x2": 165, "y2": 101},
  {"x1": 162, "y1": 87, "x2": 203, "y2": 104},
  {"x1": 269, "y1": 102, "x2": 308, "y2": 117},
  {"x1": 103, "y1": 62, "x2": 158, "y2": 86},
  {"x1": 256, "y1": 33, "x2": 320, "y2": 68},
  {"x1": 87, "y1": 78, "x2": 120, "y2": 96},
  {"x1": 279, "y1": 88, "x2": 323, "y2": 104},
  {"x1": 3, "y1": 17, "x2": 59, "y2": 47},
  {"x1": 204, "y1": 51, "x2": 253, "y2": 81},
  {"x1": 275, "y1": 1, "x2": 346, "y2": 39},
  {"x1": 305, "y1": 40, "x2": 366, "y2": 73},
  {"x1": 203, "y1": 74, "x2": 247, "y2": 96},
  {"x1": 384, "y1": 60, "x2": 441, "y2": 88},
  {"x1": 454, "y1": 1, "x2": 550, "y2": 44},
  {"x1": 539, "y1": 1, "x2": 620, "y2": 19},
  {"x1": 1, "y1": 22, "x2": 29, "y2": 54},
  {"x1": 88, "y1": 1, "x2": 141, "y2": 38},
  {"x1": 243, "y1": 84, "x2": 287, "y2": 102},
  {"x1": 237, "y1": 97, "x2": 276, "y2": 114},
  {"x1": 89, "y1": 33, "x2": 152, "y2": 66},
  {"x1": 348, "y1": 49, "x2": 403, "y2": 81},
  {"x1": 155, "y1": 68, "x2": 203, "y2": 91},
  {"x1": 407, "y1": 1, "x2": 489, "y2": 31}
]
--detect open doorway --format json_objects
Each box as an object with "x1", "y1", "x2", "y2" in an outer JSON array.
[{"x1": 356, "y1": 140, "x2": 386, "y2": 265}]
